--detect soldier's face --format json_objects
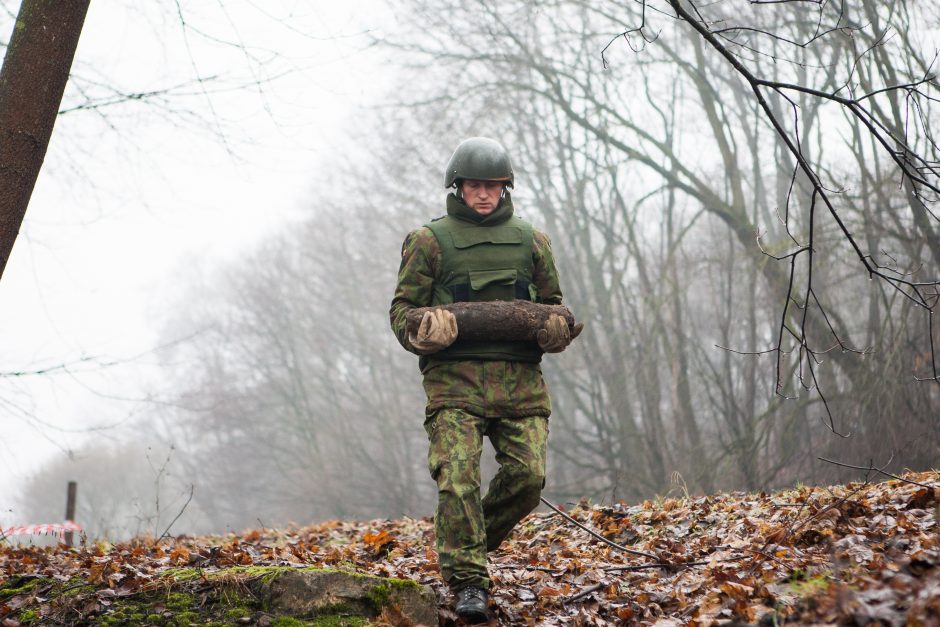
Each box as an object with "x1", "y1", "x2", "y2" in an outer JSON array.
[{"x1": 461, "y1": 180, "x2": 504, "y2": 216}]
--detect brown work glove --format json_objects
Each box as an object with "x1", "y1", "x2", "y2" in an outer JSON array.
[
  {"x1": 408, "y1": 308, "x2": 458, "y2": 354},
  {"x1": 537, "y1": 314, "x2": 583, "y2": 353}
]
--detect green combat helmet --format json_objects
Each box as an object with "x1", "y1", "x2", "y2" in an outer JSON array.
[{"x1": 444, "y1": 137, "x2": 514, "y2": 189}]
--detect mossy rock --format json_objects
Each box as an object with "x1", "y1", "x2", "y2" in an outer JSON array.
[
  {"x1": 2, "y1": 566, "x2": 434, "y2": 626},
  {"x1": 261, "y1": 570, "x2": 436, "y2": 626}
]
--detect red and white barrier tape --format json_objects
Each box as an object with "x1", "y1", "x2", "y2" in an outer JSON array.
[{"x1": 1, "y1": 521, "x2": 83, "y2": 537}]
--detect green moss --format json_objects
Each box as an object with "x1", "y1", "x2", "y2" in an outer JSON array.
[
  {"x1": 787, "y1": 570, "x2": 832, "y2": 598},
  {"x1": 16, "y1": 608, "x2": 39, "y2": 624},
  {"x1": 95, "y1": 585, "x2": 246, "y2": 625},
  {"x1": 307, "y1": 601, "x2": 372, "y2": 625},
  {"x1": 236, "y1": 565, "x2": 288, "y2": 586},
  {"x1": 225, "y1": 607, "x2": 251, "y2": 619},
  {"x1": 335, "y1": 561, "x2": 360, "y2": 572},
  {"x1": 364, "y1": 578, "x2": 418, "y2": 612},
  {"x1": 62, "y1": 579, "x2": 95, "y2": 597},
  {"x1": 99, "y1": 600, "x2": 147, "y2": 625},
  {"x1": 312, "y1": 616, "x2": 367, "y2": 627},
  {"x1": 174, "y1": 611, "x2": 200, "y2": 624},
  {"x1": 365, "y1": 585, "x2": 391, "y2": 611},
  {"x1": 386, "y1": 577, "x2": 419, "y2": 591},
  {"x1": 270, "y1": 618, "x2": 308, "y2": 627},
  {"x1": 0, "y1": 575, "x2": 51, "y2": 598},
  {"x1": 164, "y1": 591, "x2": 196, "y2": 611},
  {"x1": 159, "y1": 568, "x2": 205, "y2": 584}
]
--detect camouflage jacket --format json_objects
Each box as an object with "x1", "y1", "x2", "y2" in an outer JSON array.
[{"x1": 389, "y1": 198, "x2": 564, "y2": 417}]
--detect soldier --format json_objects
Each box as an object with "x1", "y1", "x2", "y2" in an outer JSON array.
[{"x1": 389, "y1": 137, "x2": 581, "y2": 623}]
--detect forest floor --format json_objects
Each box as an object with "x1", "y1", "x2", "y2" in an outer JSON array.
[{"x1": 0, "y1": 471, "x2": 937, "y2": 626}]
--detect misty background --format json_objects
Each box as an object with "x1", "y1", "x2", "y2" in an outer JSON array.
[{"x1": 3, "y1": 1, "x2": 938, "y2": 541}]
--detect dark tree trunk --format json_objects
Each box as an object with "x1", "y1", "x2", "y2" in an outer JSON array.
[
  {"x1": 405, "y1": 301, "x2": 578, "y2": 342},
  {"x1": 0, "y1": 0, "x2": 90, "y2": 280}
]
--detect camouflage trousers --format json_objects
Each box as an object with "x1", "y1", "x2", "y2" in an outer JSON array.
[{"x1": 424, "y1": 408, "x2": 549, "y2": 591}]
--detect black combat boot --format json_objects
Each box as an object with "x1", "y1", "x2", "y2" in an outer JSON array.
[{"x1": 455, "y1": 586, "x2": 489, "y2": 623}]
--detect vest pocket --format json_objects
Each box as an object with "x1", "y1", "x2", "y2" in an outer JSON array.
[
  {"x1": 467, "y1": 268, "x2": 517, "y2": 302},
  {"x1": 469, "y1": 268, "x2": 518, "y2": 291}
]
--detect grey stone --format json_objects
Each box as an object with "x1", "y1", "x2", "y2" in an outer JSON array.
[{"x1": 262, "y1": 569, "x2": 438, "y2": 626}]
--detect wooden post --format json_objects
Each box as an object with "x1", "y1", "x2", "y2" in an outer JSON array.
[{"x1": 64, "y1": 481, "x2": 77, "y2": 547}]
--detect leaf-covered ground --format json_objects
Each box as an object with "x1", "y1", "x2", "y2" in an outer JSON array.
[{"x1": 1, "y1": 471, "x2": 937, "y2": 625}]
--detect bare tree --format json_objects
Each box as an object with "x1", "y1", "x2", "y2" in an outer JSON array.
[{"x1": 0, "y1": 0, "x2": 90, "y2": 279}]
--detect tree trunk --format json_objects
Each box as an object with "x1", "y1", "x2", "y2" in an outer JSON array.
[
  {"x1": 0, "y1": 0, "x2": 91, "y2": 280},
  {"x1": 405, "y1": 301, "x2": 577, "y2": 342}
]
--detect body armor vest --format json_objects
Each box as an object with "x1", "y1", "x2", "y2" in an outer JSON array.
[{"x1": 423, "y1": 212, "x2": 543, "y2": 366}]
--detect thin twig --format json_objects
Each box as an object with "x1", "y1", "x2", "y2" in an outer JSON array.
[
  {"x1": 818, "y1": 457, "x2": 937, "y2": 489},
  {"x1": 540, "y1": 498, "x2": 660, "y2": 561},
  {"x1": 159, "y1": 484, "x2": 195, "y2": 541},
  {"x1": 565, "y1": 582, "x2": 606, "y2": 603},
  {"x1": 603, "y1": 554, "x2": 747, "y2": 571}
]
